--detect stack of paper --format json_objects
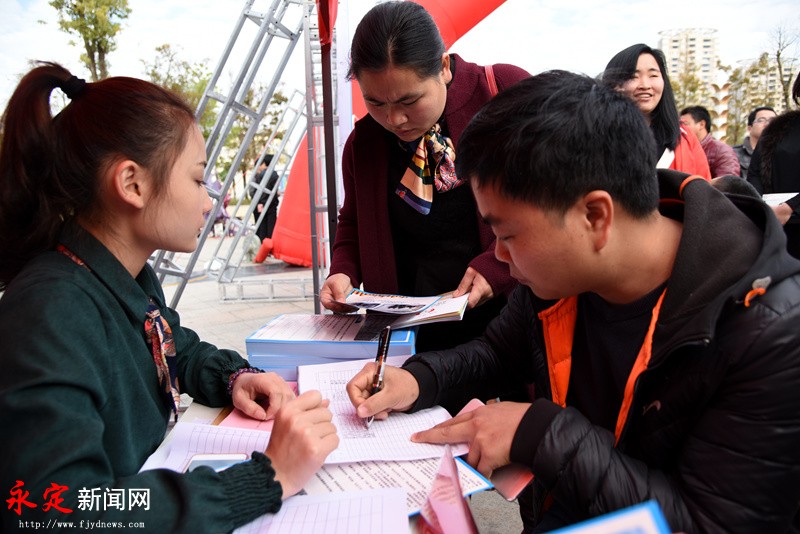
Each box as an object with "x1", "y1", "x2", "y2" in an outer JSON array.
[{"x1": 246, "y1": 314, "x2": 416, "y2": 380}]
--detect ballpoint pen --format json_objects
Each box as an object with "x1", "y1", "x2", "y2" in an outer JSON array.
[{"x1": 364, "y1": 325, "x2": 392, "y2": 429}]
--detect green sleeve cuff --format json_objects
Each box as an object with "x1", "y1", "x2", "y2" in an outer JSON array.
[
  {"x1": 220, "y1": 361, "x2": 252, "y2": 395},
  {"x1": 219, "y1": 451, "x2": 283, "y2": 528}
]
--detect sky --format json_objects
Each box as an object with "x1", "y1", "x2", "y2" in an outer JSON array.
[{"x1": 1, "y1": 0, "x2": 799, "y2": 112}]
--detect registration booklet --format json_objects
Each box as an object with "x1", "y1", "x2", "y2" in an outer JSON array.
[{"x1": 337, "y1": 289, "x2": 469, "y2": 328}]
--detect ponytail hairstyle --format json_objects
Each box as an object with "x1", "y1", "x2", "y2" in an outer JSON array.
[
  {"x1": 602, "y1": 44, "x2": 680, "y2": 154},
  {"x1": 0, "y1": 62, "x2": 196, "y2": 289},
  {"x1": 347, "y1": 1, "x2": 446, "y2": 81}
]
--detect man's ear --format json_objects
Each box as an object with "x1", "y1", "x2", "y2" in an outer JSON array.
[
  {"x1": 109, "y1": 159, "x2": 146, "y2": 210},
  {"x1": 583, "y1": 190, "x2": 613, "y2": 251}
]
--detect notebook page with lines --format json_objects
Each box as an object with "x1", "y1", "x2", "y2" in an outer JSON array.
[
  {"x1": 233, "y1": 488, "x2": 408, "y2": 534},
  {"x1": 297, "y1": 358, "x2": 468, "y2": 464},
  {"x1": 140, "y1": 422, "x2": 272, "y2": 473}
]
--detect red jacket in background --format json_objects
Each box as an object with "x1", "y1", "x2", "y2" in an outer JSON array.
[
  {"x1": 669, "y1": 127, "x2": 711, "y2": 180},
  {"x1": 699, "y1": 133, "x2": 740, "y2": 178}
]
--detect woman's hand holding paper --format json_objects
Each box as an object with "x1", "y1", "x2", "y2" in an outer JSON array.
[
  {"x1": 319, "y1": 273, "x2": 356, "y2": 313},
  {"x1": 453, "y1": 267, "x2": 494, "y2": 309},
  {"x1": 231, "y1": 370, "x2": 296, "y2": 421}
]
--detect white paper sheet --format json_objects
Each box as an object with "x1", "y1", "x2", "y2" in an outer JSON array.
[
  {"x1": 763, "y1": 192, "x2": 799, "y2": 206},
  {"x1": 297, "y1": 358, "x2": 468, "y2": 463},
  {"x1": 303, "y1": 457, "x2": 491, "y2": 516},
  {"x1": 233, "y1": 488, "x2": 408, "y2": 534},
  {"x1": 140, "y1": 422, "x2": 271, "y2": 473}
]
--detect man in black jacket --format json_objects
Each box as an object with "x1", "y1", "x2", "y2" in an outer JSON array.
[{"x1": 347, "y1": 71, "x2": 800, "y2": 532}]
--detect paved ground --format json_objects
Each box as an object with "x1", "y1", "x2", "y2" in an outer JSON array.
[{"x1": 163, "y1": 234, "x2": 523, "y2": 534}]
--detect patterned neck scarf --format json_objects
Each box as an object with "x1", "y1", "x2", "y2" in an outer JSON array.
[
  {"x1": 396, "y1": 124, "x2": 464, "y2": 215},
  {"x1": 144, "y1": 299, "x2": 181, "y2": 422}
]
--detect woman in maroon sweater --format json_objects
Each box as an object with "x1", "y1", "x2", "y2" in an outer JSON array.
[{"x1": 320, "y1": 1, "x2": 530, "y2": 353}]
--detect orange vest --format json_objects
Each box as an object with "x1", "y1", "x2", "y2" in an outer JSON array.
[{"x1": 537, "y1": 290, "x2": 666, "y2": 444}]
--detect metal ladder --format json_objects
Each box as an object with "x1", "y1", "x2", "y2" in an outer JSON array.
[
  {"x1": 210, "y1": 0, "x2": 340, "y2": 308},
  {"x1": 300, "y1": 0, "x2": 340, "y2": 313},
  {"x1": 206, "y1": 88, "x2": 307, "y2": 284},
  {"x1": 215, "y1": 0, "x2": 340, "y2": 308},
  {"x1": 149, "y1": 0, "x2": 308, "y2": 308}
]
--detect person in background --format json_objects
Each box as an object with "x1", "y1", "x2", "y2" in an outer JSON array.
[
  {"x1": 319, "y1": 1, "x2": 530, "y2": 353},
  {"x1": 679, "y1": 105, "x2": 741, "y2": 178},
  {"x1": 603, "y1": 43, "x2": 711, "y2": 180},
  {"x1": 252, "y1": 154, "x2": 280, "y2": 242},
  {"x1": 0, "y1": 63, "x2": 338, "y2": 532},
  {"x1": 747, "y1": 76, "x2": 800, "y2": 259},
  {"x1": 347, "y1": 71, "x2": 800, "y2": 532},
  {"x1": 732, "y1": 106, "x2": 776, "y2": 179}
]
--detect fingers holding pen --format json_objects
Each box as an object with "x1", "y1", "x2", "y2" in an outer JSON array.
[{"x1": 346, "y1": 364, "x2": 420, "y2": 419}]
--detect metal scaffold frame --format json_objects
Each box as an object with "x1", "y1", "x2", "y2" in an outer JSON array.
[
  {"x1": 148, "y1": 0, "x2": 331, "y2": 309},
  {"x1": 302, "y1": 0, "x2": 339, "y2": 314},
  {"x1": 214, "y1": 0, "x2": 340, "y2": 307}
]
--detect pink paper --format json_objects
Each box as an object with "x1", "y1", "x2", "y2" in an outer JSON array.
[
  {"x1": 418, "y1": 445, "x2": 479, "y2": 534},
  {"x1": 217, "y1": 381, "x2": 299, "y2": 432}
]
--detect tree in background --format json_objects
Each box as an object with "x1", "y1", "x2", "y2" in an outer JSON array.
[
  {"x1": 769, "y1": 25, "x2": 799, "y2": 110},
  {"x1": 722, "y1": 26, "x2": 798, "y2": 142},
  {"x1": 49, "y1": 0, "x2": 131, "y2": 81},
  {"x1": 140, "y1": 44, "x2": 291, "y2": 202},
  {"x1": 668, "y1": 24, "x2": 798, "y2": 144},
  {"x1": 719, "y1": 53, "x2": 778, "y2": 144},
  {"x1": 141, "y1": 44, "x2": 216, "y2": 134},
  {"x1": 671, "y1": 57, "x2": 713, "y2": 111}
]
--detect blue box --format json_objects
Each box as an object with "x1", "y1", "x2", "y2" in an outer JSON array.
[{"x1": 246, "y1": 313, "x2": 416, "y2": 380}]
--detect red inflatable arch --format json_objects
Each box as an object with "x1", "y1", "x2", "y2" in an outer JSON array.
[{"x1": 257, "y1": 0, "x2": 508, "y2": 266}]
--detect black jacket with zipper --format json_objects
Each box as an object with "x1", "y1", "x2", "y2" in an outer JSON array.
[{"x1": 403, "y1": 169, "x2": 800, "y2": 532}]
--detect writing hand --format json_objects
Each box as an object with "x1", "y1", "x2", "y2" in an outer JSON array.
[
  {"x1": 412, "y1": 401, "x2": 530, "y2": 477},
  {"x1": 266, "y1": 390, "x2": 339, "y2": 499},
  {"x1": 319, "y1": 273, "x2": 356, "y2": 313},
  {"x1": 231, "y1": 371, "x2": 296, "y2": 421},
  {"x1": 346, "y1": 363, "x2": 419, "y2": 421},
  {"x1": 453, "y1": 267, "x2": 494, "y2": 309}
]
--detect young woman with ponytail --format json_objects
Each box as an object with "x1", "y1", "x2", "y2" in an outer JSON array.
[{"x1": 0, "y1": 63, "x2": 338, "y2": 531}]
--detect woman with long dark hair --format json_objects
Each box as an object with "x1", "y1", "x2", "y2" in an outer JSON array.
[{"x1": 603, "y1": 43, "x2": 710, "y2": 179}]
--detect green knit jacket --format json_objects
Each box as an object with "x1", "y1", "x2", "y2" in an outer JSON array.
[{"x1": 0, "y1": 225, "x2": 281, "y2": 533}]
